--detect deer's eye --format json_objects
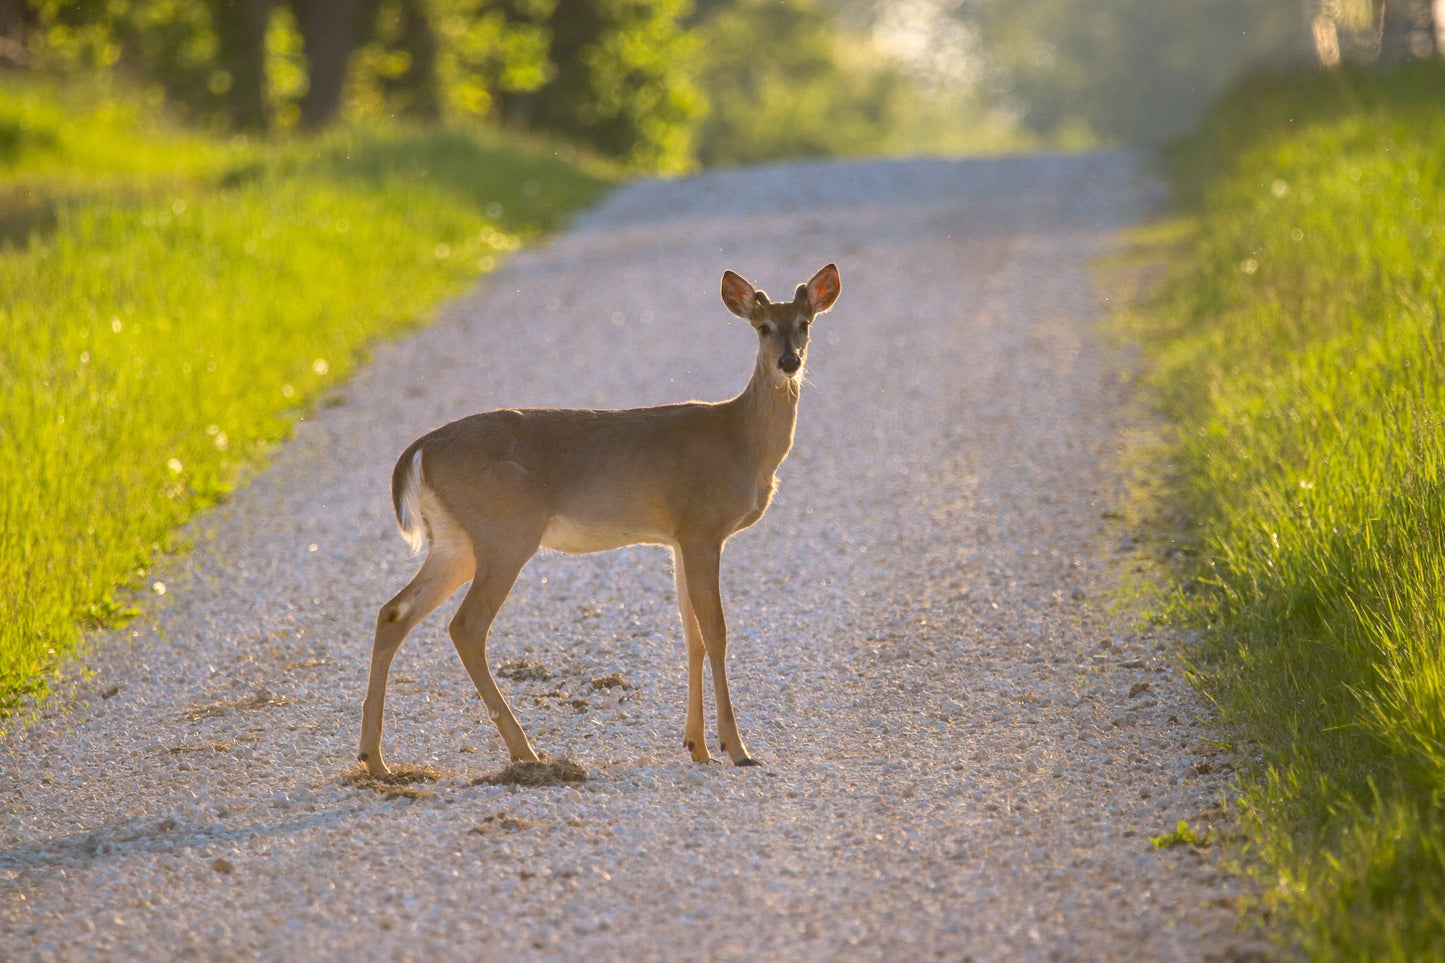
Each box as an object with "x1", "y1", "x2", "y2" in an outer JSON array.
[{"x1": 758, "y1": 323, "x2": 772, "y2": 336}]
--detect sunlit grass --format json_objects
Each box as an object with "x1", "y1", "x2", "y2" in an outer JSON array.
[
  {"x1": 1124, "y1": 60, "x2": 1445, "y2": 958},
  {"x1": 0, "y1": 77, "x2": 615, "y2": 710}
]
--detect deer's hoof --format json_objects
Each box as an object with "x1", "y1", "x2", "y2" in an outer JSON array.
[{"x1": 685, "y1": 739, "x2": 714, "y2": 764}]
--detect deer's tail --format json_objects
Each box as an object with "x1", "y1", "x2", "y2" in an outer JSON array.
[{"x1": 391, "y1": 447, "x2": 428, "y2": 556}]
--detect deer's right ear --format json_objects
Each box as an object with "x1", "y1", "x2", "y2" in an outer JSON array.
[{"x1": 721, "y1": 271, "x2": 759, "y2": 320}]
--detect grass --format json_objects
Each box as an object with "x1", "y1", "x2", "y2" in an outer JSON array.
[
  {"x1": 1121, "y1": 60, "x2": 1445, "y2": 958},
  {"x1": 0, "y1": 76, "x2": 615, "y2": 712},
  {"x1": 1151, "y1": 819, "x2": 1213, "y2": 850}
]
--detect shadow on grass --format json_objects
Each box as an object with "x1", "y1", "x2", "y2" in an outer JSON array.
[{"x1": 0, "y1": 188, "x2": 59, "y2": 250}]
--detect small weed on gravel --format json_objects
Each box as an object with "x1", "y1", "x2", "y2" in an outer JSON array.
[
  {"x1": 340, "y1": 764, "x2": 445, "y2": 801},
  {"x1": 470, "y1": 812, "x2": 543, "y2": 835},
  {"x1": 1151, "y1": 819, "x2": 1213, "y2": 850},
  {"x1": 473, "y1": 756, "x2": 587, "y2": 788},
  {"x1": 497, "y1": 659, "x2": 552, "y2": 682},
  {"x1": 180, "y1": 688, "x2": 290, "y2": 721}
]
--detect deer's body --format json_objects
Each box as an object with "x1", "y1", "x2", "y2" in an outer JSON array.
[
  {"x1": 358, "y1": 264, "x2": 840, "y2": 774},
  {"x1": 406, "y1": 379, "x2": 797, "y2": 555}
]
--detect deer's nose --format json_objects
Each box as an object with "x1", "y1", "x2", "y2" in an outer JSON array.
[{"x1": 779, "y1": 353, "x2": 802, "y2": 375}]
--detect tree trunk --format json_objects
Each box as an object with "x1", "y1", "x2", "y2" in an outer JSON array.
[
  {"x1": 211, "y1": 0, "x2": 274, "y2": 130},
  {"x1": 0, "y1": 0, "x2": 32, "y2": 67},
  {"x1": 1378, "y1": 0, "x2": 1415, "y2": 64},
  {"x1": 290, "y1": 0, "x2": 361, "y2": 128},
  {"x1": 1312, "y1": 8, "x2": 1342, "y2": 67},
  {"x1": 387, "y1": 0, "x2": 440, "y2": 120}
]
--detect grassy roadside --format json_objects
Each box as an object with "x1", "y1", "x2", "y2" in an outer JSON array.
[
  {"x1": 1120, "y1": 62, "x2": 1445, "y2": 957},
  {"x1": 0, "y1": 77, "x2": 615, "y2": 712}
]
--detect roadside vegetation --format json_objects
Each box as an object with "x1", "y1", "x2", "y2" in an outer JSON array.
[
  {"x1": 1123, "y1": 61, "x2": 1445, "y2": 957},
  {"x1": 0, "y1": 77, "x2": 614, "y2": 710}
]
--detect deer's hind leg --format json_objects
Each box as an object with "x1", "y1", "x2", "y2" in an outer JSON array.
[
  {"x1": 360, "y1": 539, "x2": 476, "y2": 776},
  {"x1": 448, "y1": 512, "x2": 548, "y2": 763}
]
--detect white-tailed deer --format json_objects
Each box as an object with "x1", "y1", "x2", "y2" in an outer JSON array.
[{"x1": 358, "y1": 264, "x2": 841, "y2": 774}]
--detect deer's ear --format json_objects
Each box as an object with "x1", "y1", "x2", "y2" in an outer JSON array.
[
  {"x1": 721, "y1": 270, "x2": 763, "y2": 321},
  {"x1": 805, "y1": 263, "x2": 841, "y2": 314}
]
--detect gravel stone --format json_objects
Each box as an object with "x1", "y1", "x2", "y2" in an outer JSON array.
[{"x1": 0, "y1": 153, "x2": 1262, "y2": 960}]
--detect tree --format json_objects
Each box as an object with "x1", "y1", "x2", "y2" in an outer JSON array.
[
  {"x1": 349, "y1": 0, "x2": 554, "y2": 122},
  {"x1": 498, "y1": 0, "x2": 702, "y2": 171},
  {"x1": 210, "y1": 0, "x2": 273, "y2": 129},
  {"x1": 1374, "y1": 0, "x2": 1438, "y2": 64},
  {"x1": 973, "y1": 0, "x2": 1312, "y2": 143},
  {"x1": 1, "y1": 0, "x2": 32, "y2": 66},
  {"x1": 348, "y1": 0, "x2": 441, "y2": 120},
  {"x1": 1305, "y1": 0, "x2": 1438, "y2": 67},
  {"x1": 689, "y1": 0, "x2": 914, "y2": 166},
  {"x1": 289, "y1": 0, "x2": 362, "y2": 127}
]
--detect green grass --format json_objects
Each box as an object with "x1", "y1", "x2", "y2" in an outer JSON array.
[
  {"x1": 0, "y1": 77, "x2": 615, "y2": 710},
  {"x1": 1123, "y1": 61, "x2": 1445, "y2": 958},
  {"x1": 1151, "y1": 819, "x2": 1214, "y2": 850}
]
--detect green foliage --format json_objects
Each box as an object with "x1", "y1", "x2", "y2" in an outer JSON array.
[
  {"x1": 23, "y1": 0, "x2": 307, "y2": 129},
  {"x1": 689, "y1": 0, "x2": 906, "y2": 166},
  {"x1": 264, "y1": 4, "x2": 309, "y2": 130},
  {"x1": 1151, "y1": 819, "x2": 1212, "y2": 849},
  {"x1": 21, "y1": 0, "x2": 701, "y2": 171},
  {"x1": 978, "y1": 0, "x2": 1310, "y2": 144},
  {"x1": 0, "y1": 77, "x2": 614, "y2": 711},
  {"x1": 26, "y1": 0, "x2": 221, "y2": 121},
  {"x1": 507, "y1": 0, "x2": 704, "y2": 172},
  {"x1": 347, "y1": 0, "x2": 558, "y2": 122},
  {"x1": 1130, "y1": 60, "x2": 1445, "y2": 957},
  {"x1": 17, "y1": 0, "x2": 1077, "y2": 170},
  {"x1": 19, "y1": 0, "x2": 125, "y2": 70},
  {"x1": 685, "y1": 0, "x2": 1040, "y2": 166}
]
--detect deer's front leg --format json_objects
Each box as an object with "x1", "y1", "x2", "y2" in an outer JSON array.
[
  {"x1": 679, "y1": 541, "x2": 757, "y2": 766},
  {"x1": 673, "y1": 548, "x2": 712, "y2": 762}
]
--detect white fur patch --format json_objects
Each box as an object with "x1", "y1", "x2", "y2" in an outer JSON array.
[{"x1": 396, "y1": 450, "x2": 427, "y2": 555}]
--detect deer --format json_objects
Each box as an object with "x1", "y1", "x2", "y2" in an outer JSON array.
[{"x1": 357, "y1": 263, "x2": 841, "y2": 775}]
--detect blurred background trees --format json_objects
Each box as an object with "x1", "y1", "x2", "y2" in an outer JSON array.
[{"x1": 1, "y1": 0, "x2": 1439, "y2": 170}]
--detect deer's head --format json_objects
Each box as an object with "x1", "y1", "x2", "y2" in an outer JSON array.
[{"x1": 721, "y1": 263, "x2": 841, "y2": 385}]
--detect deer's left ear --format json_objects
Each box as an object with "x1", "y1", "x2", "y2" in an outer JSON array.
[{"x1": 805, "y1": 263, "x2": 841, "y2": 314}]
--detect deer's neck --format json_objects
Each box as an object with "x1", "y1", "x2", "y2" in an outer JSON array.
[{"x1": 735, "y1": 355, "x2": 801, "y2": 480}]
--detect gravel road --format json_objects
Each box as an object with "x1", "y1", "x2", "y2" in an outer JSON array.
[{"x1": 2, "y1": 153, "x2": 1260, "y2": 960}]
